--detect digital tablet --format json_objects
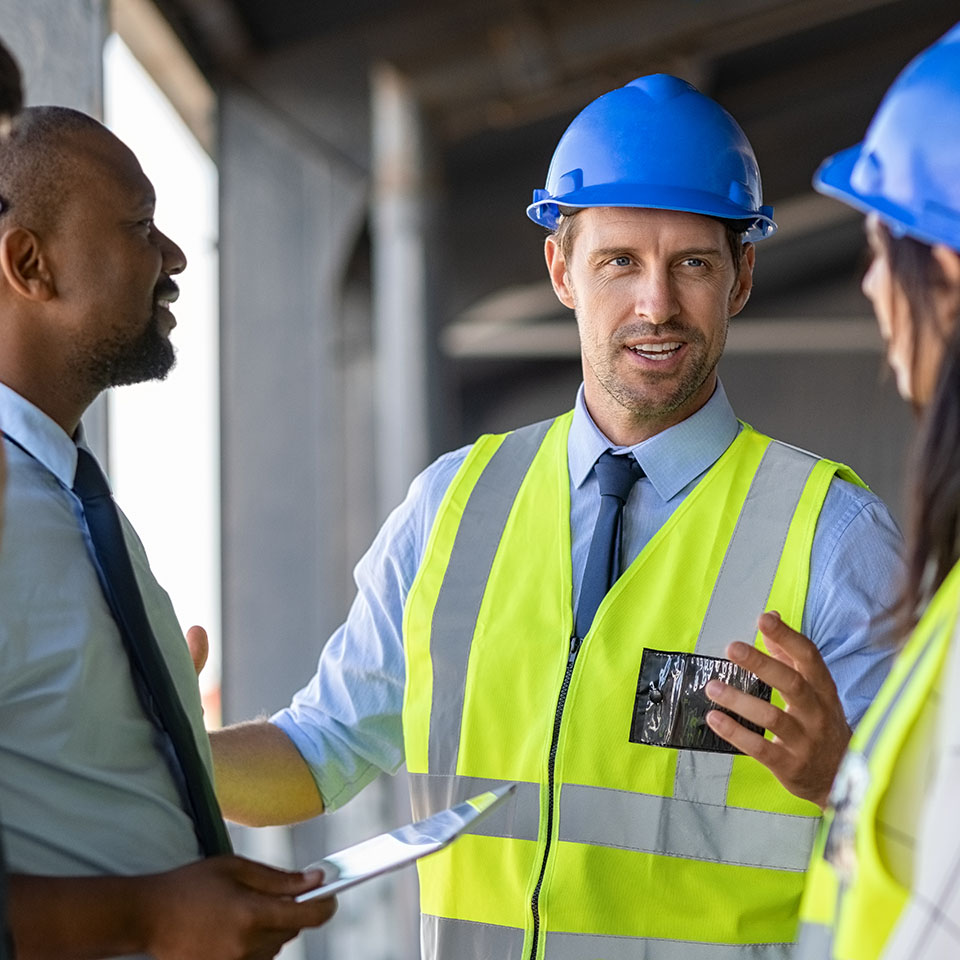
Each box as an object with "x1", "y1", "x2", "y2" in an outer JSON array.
[{"x1": 296, "y1": 782, "x2": 516, "y2": 900}]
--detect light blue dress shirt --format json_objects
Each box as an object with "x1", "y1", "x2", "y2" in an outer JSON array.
[
  {"x1": 274, "y1": 382, "x2": 904, "y2": 811},
  {"x1": 0, "y1": 381, "x2": 207, "y2": 877}
]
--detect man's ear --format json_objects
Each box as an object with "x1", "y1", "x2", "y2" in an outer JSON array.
[
  {"x1": 0, "y1": 227, "x2": 55, "y2": 301},
  {"x1": 544, "y1": 235, "x2": 576, "y2": 310},
  {"x1": 728, "y1": 241, "x2": 756, "y2": 318}
]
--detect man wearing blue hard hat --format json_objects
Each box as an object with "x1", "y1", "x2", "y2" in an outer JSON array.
[{"x1": 210, "y1": 75, "x2": 902, "y2": 958}]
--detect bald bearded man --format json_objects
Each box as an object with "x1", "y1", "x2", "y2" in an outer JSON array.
[{"x1": 0, "y1": 101, "x2": 336, "y2": 959}]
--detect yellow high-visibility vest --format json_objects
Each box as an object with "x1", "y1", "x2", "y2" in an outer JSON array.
[
  {"x1": 403, "y1": 412, "x2": 862, "y2": 960},
  {"x1": 797, "y1": 562, "x2": 960, "y2": 960}
]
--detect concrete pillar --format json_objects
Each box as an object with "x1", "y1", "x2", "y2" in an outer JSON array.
[
  {"x1": 218, "y1": 82, "x2": 421, "y2": 960},
  {"x1": 370, "y1": 62, "x2": 442, "y2": 517},
  {"x1": 218, "y1": 84, "x2": 367, "y2": 725}
]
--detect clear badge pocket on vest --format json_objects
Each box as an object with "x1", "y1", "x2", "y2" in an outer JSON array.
[{"x1": 629, "y1": 648, "x2": 772, "y2": 753}]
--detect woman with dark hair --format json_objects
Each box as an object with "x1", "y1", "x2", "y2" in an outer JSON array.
[{"x1": 797, "y1": 22, "x2": 960, "y2": 960}]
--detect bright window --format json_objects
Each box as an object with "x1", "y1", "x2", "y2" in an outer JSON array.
[{"x1": 103, "y1": 34, "x2": 222, "y2": 724}]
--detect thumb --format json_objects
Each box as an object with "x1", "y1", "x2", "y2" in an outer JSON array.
[
  {"x1": 229, "y1": 856, "x2": 327, "y2": 896},
  {"x1": 186, "y1": 625, "x2": 209, "y2": 677}
]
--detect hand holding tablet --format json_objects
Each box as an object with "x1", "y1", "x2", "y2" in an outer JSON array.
[{"x1": 296, "y1": 782, "x2": 516, "y2": 900}]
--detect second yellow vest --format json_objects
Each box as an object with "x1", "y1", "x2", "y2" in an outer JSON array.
[{"x1": 797, "y1": 562, "x2": 960, "y2": 959}]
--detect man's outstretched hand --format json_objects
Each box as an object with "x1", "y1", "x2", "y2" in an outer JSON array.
[{"x1": 704, "y1": 611, "x2": 851, "y2": 809}]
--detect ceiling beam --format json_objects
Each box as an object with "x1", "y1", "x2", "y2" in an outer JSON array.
[
  {"x1": 413, "y1": 0, "x2": 900, "y2": 139},
  {"x1": 151, "y1": 0, "x2": 253, "y2": 74},
  {"x1": 112, "y1": 0, "x2": 216, "y2": 154}
]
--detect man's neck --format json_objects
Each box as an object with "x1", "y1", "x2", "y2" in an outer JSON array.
[
  {"x1": 0, "y1": 369, "x2": 90, "y2": 437},
  {"x1": 583, "y1": 380, "x2": 716, "y2": 447}
]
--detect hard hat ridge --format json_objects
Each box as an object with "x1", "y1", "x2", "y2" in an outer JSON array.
[
  {"x1": 814, "y1": 21, "x2": 960, "y2": 251},
  {"x1": 526, "y1": 73, "x2": 776, "y2": 241}
]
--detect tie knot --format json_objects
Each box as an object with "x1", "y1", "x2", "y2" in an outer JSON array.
[
  {"x1": 594, "y1": 451, "x2": 643, "y2": 502},
  {"x1": 72, "y1": 447, "x2": 112, "y2": 501}
]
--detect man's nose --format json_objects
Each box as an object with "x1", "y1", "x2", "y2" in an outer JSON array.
[
  {"x1": 634, "y1": 269, "x2": 679, "y2": 323},
  {"x1": 158, "y1": 227, "x2": 187, "y2": 276}
]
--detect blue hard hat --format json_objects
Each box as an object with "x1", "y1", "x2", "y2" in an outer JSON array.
[
  {"x1": 526, "y1": 74, "x2": 776, "y2": 241},
  {"x1": 815, "y1": 23, "x2": 960, "y2": 251}
]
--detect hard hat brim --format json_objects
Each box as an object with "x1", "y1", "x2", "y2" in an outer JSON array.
[
  {"x1": 526, "y1": 187, "x2": 776, "y2": 241},
  {"x1": 815, "y1": 142, "x2": 960, "y2": 251}
]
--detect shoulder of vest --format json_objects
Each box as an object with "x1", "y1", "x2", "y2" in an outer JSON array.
[
  {"x1": 474, "y1": 412, "x2": 570, "y2": 446},
  {"x1": 739, "y1": 421, "x2": 866, "y2": 489}
]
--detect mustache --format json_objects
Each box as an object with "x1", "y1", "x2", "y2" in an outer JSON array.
[
  {"x1": 613, "y1": 320, "x2": 705, "y2": 344},
  {"x1": 153, "y1": 276, "x2": 180, "y2": 305}
]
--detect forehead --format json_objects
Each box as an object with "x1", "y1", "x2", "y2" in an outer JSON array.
[
  {"x1": 63, "y1": 126, "x2": 154, "y2": 212},
  {"x1": 571, "y1": 207, "x2": 727, "y2": 252}
]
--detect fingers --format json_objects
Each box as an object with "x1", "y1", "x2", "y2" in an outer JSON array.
[
  {"x1": 215, "y1": 856, "x2": 337, "y2": 935},
  {"x1": 757, "y1": 611, "x2": 837, "y2": 689},
  {"x1": 703, "y1": 611, "x2": 852, "y2": 808},
  {"x1": 720, "y1": 641, "x2": 815, "y2": 714},
  {"x1": 705, "y1": 679, "x2": 803, "y2": 741},
  {"x1": 186, "y1": 624, "x2": 209, "y2": 676},
  {"x1": 267, "y1": 892, "x2": 338, "y2": 931},
  {"x1": 705, "y1": 709, "x2": 782, "y2": 765}
]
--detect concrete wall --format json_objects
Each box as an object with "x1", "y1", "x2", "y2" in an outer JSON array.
[{"x1": 0, "y1": 0, "x2": 110, "y2": 457}]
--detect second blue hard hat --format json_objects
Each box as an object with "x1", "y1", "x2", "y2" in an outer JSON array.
[
  {"x1": 526, "y1": 74, "x2": 776, "y2": 241},
  {"x1": 814, "y1": 22, "x2": 960, "y2": 252}
]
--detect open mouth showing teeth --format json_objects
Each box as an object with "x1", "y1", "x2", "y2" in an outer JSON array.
[{"x1": 629, "y1": 341, "x2": 682, "y2": 360}]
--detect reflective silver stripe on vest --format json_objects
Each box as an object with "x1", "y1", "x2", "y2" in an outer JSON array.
[
  {"x1": 428, "y1": 419, "x2": 554, "y2": 776},
  {"x1": 862, "y1": 616, "x2": 947, "y2": 759},
  {"x1": 672, "y1": 752, "x2": 737, "y2": 807},
  {"x1": 795, "y1": 921, "x2": 836, "y2": 960},
  {"x1": 421, "y1": 914, "x2": 524, "y2": 960},
  {"x1": 408, "y1": 772, "x2": 540, "y2": 841},
  {"x1": 674, "y1": 441, "x2": 819, "y2": 805},
  {"x1": 795, "y1": 619, "x2": 953, "y2": 959},
  {"x1": 558, "y1": 782, "x2": 817, "y2": 872},
  {"x1": 545, "y1": 931, "x2": 793, "y2": 959}
]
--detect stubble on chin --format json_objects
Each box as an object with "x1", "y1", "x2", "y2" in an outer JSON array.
[{"x1": 586, "y1": 319, "x2": 728, "y2": 426}]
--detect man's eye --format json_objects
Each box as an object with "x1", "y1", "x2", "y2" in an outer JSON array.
[
  {"x1": 682, "y1": 257, "x2": 706, "y2": 268},
  {"x1": 610, "y1": 256, "x2": 631, "y2": 267}
]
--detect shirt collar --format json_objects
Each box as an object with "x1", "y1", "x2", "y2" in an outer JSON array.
[
  {"x1": 568, "y1": 380, "x2": 740, "y2": 501},
  {"x1": 0, "y1": 380, "x2": 83, "y2": 488}
]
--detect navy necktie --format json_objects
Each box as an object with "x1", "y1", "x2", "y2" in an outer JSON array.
[
  {"x1": 575, "y1": 451, "x2": 644, "y2": 639},
  {"x1": 73, "y1": 448, "x2": 231, "y2": 856}
]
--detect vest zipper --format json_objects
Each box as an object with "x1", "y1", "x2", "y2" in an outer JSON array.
[{"x1": 528, "y1": 633, "x2": 583, "y2": 960}]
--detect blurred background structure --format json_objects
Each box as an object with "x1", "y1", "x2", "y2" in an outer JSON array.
[{"x1": 2, "y1": 0, "x2": 958, "y2": 956}]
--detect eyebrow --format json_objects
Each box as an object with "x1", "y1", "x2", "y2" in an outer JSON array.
[{"x1": 590, "y1": 246, "x2": 725, "y2": 259}]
